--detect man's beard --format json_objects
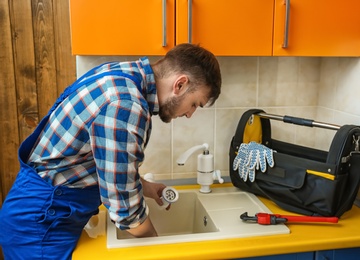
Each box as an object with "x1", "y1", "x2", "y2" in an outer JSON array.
[{"x1": 158, "y1": 94, "x2": 186, "y2": 123}]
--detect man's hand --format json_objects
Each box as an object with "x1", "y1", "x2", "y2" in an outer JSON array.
[{"x1": 141, "y1": 177, "x2": 167, "y2": 207}]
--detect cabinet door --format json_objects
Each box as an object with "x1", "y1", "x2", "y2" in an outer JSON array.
[
  {"x1": 176, "y1": 0, "x2": 274, "y2": 56},
  {"x1": 273, "y1": 0, "x2": 360, "y2": 56},
  {"x1": 69, "y1": 0, "x2": 175, "y2": 55}
]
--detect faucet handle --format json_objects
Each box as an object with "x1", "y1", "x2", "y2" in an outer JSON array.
[{"x1": 213, "y1": 170, "x2": 224, "y2": 184}]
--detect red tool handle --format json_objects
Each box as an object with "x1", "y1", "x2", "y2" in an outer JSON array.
[
  {"x1": 277, "y1": 214, "x2": 339, "y2": 223},
  {"x1": 256, "y1": 213, "x2": 338, "y2": 225}
]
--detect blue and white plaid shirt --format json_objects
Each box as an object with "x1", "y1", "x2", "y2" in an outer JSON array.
[{"x1": 28, "y1": 57, "x2": 159, "y2": 229}]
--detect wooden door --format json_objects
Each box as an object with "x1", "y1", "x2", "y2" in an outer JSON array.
[
  {"x1": 69, "y1": 0, "x2": 175, "y2": 55},
  {"x1": 176, "y1": 0, "x2": 274, "y2": 56},
  {"x1": 273, "y1": 0, "x2": 360, "y2": 56}
]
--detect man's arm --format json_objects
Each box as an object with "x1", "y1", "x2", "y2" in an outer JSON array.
[{"x1": 125, "y1": 217, "x2": 157, "y2": 237}]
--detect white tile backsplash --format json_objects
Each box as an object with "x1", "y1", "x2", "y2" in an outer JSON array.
[{"x1": 77, "y1": 56, "x2": 360, "y2": 181}]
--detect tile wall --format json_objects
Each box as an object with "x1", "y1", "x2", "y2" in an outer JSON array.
[{"x1": 77, "y1": 56, "x2": 360, "y2": 181}]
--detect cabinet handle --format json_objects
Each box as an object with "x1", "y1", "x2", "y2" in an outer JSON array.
[
  {"x1": 162, "y1": 0, "x2": 167, "y2": 47},
  {"x1": 188, "y1": 0, "x2": 192, "y2": 43},
  {"x1": 282, "y1": 0, "x2": 290, "y2": 48}
]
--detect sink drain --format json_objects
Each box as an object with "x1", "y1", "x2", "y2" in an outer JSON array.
[
  {"x1": 203, "y1": 216, "x2": 208, "y2": 227},
  {"x1": 164, "y1": 189, "x2": 177, "y2": 201}
]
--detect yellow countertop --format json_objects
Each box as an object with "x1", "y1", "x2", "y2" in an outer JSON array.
[{"x1": 73, "y1": 184, "x2": 360, "y2": 260}]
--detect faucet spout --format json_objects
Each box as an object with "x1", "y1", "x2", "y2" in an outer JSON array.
[{"x1": 176, "y1": 143, "x2": 209, "y2": 165}]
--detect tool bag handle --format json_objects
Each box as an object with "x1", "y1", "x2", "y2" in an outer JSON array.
[{"x1": 257, "y1": 112, "x2": 341, "y2": 131}]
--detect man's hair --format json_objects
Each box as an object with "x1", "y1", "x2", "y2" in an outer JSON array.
[{"x1": 156, "y1": 43, "x2": 221, "y2": 106}]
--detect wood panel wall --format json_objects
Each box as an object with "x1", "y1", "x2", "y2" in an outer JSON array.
[{"x1": 0, "y1": 0, "x2": 76, "y2": 206}]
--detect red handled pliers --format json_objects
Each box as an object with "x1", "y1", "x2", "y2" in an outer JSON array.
[{"x1": 240, "y1": 212, "x2": 339, "y2": 225}]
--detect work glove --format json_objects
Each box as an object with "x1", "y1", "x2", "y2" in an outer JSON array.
[
  {"x1": 246, "y1": 144, "x2": 260, "y2": 182},
  {"x1": 247, "y1": 141, "x2": 275, "y2": 173},
  {"x1": 233, "y1": 142, "x2": 275, "y2": 182},
  {"x1": 232, "y1": 143, "x2": 251, "y2": 181}
]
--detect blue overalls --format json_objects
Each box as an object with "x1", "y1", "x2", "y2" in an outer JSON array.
[{"x1": 0, "y1": 65, "x2": 141, "y2": 260}]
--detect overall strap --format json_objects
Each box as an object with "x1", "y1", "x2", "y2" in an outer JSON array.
[
  {"x1": 48, "y1": 65, "x2": 141, "y2": 116},
  {"x1": 19, "y1": 66, "x2": 141, "y2": 164}
]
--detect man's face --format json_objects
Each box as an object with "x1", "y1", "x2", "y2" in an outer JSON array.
[{"x1": 158, "y1": 87, "x2": 210, "y2": 123}]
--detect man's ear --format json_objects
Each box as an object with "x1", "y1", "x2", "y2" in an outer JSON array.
[{"x1": 173, "y1": 75, "x2": 189, "y2": 95}]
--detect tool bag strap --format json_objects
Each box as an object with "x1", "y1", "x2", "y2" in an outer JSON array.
[{"x1": 336, "y1": 151, "x2": 360, "y2": 216}]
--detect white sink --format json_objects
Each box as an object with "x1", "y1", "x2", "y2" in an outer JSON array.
[
  {"x1": 107, "y1": 186, "x2": 290, "y2": 248},
  {"x1": 114, "y1": 192, "x2": 218, "y2": 240}
]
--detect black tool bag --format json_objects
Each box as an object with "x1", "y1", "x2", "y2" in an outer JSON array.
[{"x1": 229, "y1": 109, "x2": 360, "y2": 217}]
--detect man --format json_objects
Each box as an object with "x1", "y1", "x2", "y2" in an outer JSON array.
[{"x1": 0, "y1": 43, "x2": 221, "y2": 259}]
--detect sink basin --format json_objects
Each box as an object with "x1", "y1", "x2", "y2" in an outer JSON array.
[
  {"x1": 107, "y1": 186, "x2": 290, "y2": 248},
  {"x1": 114, "y1": 192, "x2": 218, "y2": 240}
]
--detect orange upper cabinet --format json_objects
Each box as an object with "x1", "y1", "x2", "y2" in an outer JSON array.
[
  {"x1": 69, "y1": 0, "x2": 175, "y2": 55},
  {"x1": 70, "y1": 0, "x2": 360, "y2": 56},
  {"x1": 176, "y1": 0, "x2": 274, "y2": 56},
  {"x1": 273, "y1": 0, "x2": 360, "y2": 56}
]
